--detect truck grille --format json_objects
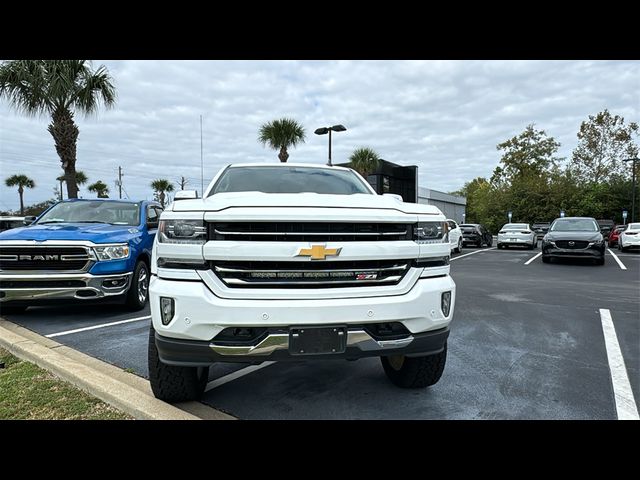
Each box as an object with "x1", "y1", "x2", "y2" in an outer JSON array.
[
  {"x1": 208, "y1": 222, "x2": 413, "y2": 242},
  {"x1": 0, "y1": 246, "x2": 91, "y2": 271},
  {"x1": 211, "y1": 260, "x2": 410, "y2": 288}
]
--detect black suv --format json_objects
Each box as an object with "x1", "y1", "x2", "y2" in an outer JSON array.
[
  {"x1": 531, "y1": 222, "x2": 550, "y2": 240},
  {"x1": 460, "y1": 223, "x2": 492, "y2": 247}
]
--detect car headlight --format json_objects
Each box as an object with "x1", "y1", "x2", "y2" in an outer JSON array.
[
  {"x1": 159, "y1": 219, "x2": 206, "y2": 244},
  {"x1": 94, "y1": 244, "x2": 130, "y2": 260},
  {"x1": 414, "y1": 222, "x2": 448, "y2": 244}
]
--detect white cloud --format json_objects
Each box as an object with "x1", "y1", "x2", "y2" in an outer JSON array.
[{"x1": 1, "y1": 59, "x2": 638, "y2": 211}]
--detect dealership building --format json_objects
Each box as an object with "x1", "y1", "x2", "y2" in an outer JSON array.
[{"x1": 340, "y1": 159, "x2": 467, "y2": 224}]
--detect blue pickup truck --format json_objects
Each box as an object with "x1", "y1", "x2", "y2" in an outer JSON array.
[{"x1": 0, "y1": 199, "x2": 162, "y2": 314}]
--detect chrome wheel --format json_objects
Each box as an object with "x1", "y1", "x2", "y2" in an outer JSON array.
[{"x1": 137, "y1": 268, "x2": 148, "y2": 303}]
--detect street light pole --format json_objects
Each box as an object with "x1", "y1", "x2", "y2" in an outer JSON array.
[
  {"x1": 623, "y1": 158, "x2": 639, "y2": 223},
  {"x1": 314, "y1": 124, "x2": 347, "y2": 166}
]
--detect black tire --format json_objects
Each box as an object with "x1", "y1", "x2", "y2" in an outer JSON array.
[
  {"x1": 542, "y1": 255, "x2": 550, "y2": 263},
  {"x1": 0, "y1": 305, "x2": 28, "y2": 315},
  {"x1": 487, "y1": 238, "x2": 493, "y2": 247},
  {"x1": 477, "y1": 241, "x2": 483, "y2": 248},
  {"x1": 148, "y1": 324, "x2": 209, "y2": 402},
  {"x1": 595, "y1": 256, "x2": 605, "y2": 266},
  {"x1": 381, "y1": 343, "x2": 447, "y2": 388},
  {"x1": 455, "y1": 239, "x2": 462, "y2": 254},
  {"x1": 125, "y1": 260, "x2": 150, "y2": 311},
  {"x1": 497, "y1": 244, "x2": 502, "y2": 249}
]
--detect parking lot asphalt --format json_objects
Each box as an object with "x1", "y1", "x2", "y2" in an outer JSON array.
[{"x1": 3, "y1": 245, "x2": 639, "y2": 419}]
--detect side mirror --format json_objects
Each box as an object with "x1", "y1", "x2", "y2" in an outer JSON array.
[
  {"x1": 174, "y1": 190, "x2": 199, "y2": 201},
  {"x1": 23, "y1": 216, "x2": 37, "y2": 225},
  {"x1": 147, "y1": 220, "x2": 159, "y2": 230},
  {"x1": 382, "y1": 193, "x2": 404, "y2": 202}
]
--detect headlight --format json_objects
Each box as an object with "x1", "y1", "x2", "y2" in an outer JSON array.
[
  {"x1": 94, "y1": 244, "x2": 130, "y2": 260},
  {"x1": 159, "y1": 219, "x2": 206, "y2": 244},
  {"x1": 414, "y1": 222, "x2": 448, "y2": 244}
]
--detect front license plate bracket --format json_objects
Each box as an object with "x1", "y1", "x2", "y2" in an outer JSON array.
[{"x1": 289, "y1": 326, "x2": 347, "y2": 355}]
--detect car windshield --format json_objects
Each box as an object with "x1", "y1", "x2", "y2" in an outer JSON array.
[
  {"x1": 628, "y1": 223, "x2": 640, "y2": 230},
  {"x1": 502, "y1": 224, "x2": 528, "y2": 230},
  {"x1": 550, "y1": 219, "x2": 599, "y2": 232},
  {"x1": 210, "y1": 166, "x2": 372, "y2": 195},
  {"x1": 460, "y1": 226, "x2": 477, "y2": 232},
  {"x1": 36, "y1": 201, "x2": 140, "y2": 226}
]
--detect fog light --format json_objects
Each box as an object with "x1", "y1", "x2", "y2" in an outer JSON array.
[
  {"x1": 441, "y1": 291, "x2": 451, "y2": 317},
  {"x1": 160, "y1": 297, "x2": 175, "y2": 325}
]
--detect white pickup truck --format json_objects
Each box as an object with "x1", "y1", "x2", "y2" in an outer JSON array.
[{"x1": 148, "y1": 163, "x2": 456, "y2": 402}]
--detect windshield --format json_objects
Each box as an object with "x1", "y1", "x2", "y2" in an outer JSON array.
[
  {"x1": 502, "y1": 223, "x2": 528, "y2": 230},
  {"x1": 36, "y1": 201, "x2": 141, "y2": 226},
  {"x1": 628, "y1": 223, "x2": 640, "y2": 230},
  {"x1": 460, "y1": 225, "x2": 478, "y2": 232},
  {"x1": 210, "y1": 166, "x2": 372, "y2": 195},
  {"x1": 550, "y1": 218, "x2": 599, "y2": 232}
]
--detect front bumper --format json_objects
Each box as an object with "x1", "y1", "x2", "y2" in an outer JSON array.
[
  {"x1": 542, "y1": 244, "x2": 604, "y2": 258},
  {"x1": 155, "y1": 326, "x2": 449, "y2": 366},
  {"x1": 0, "y1": 272, "x2": 132, "y2": 303},
  {"x1": 621, "y1": 237, "x2": 640, "y2": 249},
  {"x1": 150, "y1": 274, "x2": 455, "y2": 342}
]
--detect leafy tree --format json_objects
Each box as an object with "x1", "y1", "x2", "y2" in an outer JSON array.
[
  {"x1": 151, "y1": 179, "x2": 174, "y2": 208},
  {"x1": 258, "y1": 118, "x2": 306, "y2": 162},
  {"x1": 21, "y1": 199, "x2": 57, "y2": 217},
  {"x1": 0, "y1": 60, "x2": 116, "y2": 199},
  {"x1": 88, "y1": 180, "x2": 110, "y2": 198},
  {"x1": 496, "y1": 124, "x2": 561, "y2": 181},
  {"x1": 570, "y1": 109, "x2": 639, "y2": 184},
  {"x1": 348, "y1": 147, "x2": 380, "y2": 178},
  {"x1": 5, "y1": 174, "x2": 35, "y2": 215}
]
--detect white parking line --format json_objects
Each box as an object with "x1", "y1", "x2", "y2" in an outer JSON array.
[
  {"x1": 450, "y1": 247, "x2": 497, "y2": 261},
  {"x1": 46, "y1": 315, "x2": 151, "y2": 338},
  {"x1": 524, "y1": 252, "x2": 542, "y2": 265},
  {"x1": 599, "y1": 309, "x2": 639, "y2": 420},
  {"x1": 205, "y1": 361, "x2": 276, "y2": 392},
  {"x1": 607, "y1": 249, "x2": 627, "y2": 270}
]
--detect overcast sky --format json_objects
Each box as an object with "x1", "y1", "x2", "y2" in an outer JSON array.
[{"x1": 1, "y1": 60, "x2": 638, "y2": 212}]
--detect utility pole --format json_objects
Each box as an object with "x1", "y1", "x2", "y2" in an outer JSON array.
[
  {"x1": 118, "y1": 166, "x2": 123, "y2": 199},
  {"x1": 623, "y1": 158, "x2": 639, "y2": 223},
  {"x1": 178, "y1": 176, "x2": 188, "y2": 190}
]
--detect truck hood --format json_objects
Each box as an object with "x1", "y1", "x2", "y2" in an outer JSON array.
[
  {"x1": 0, "y1": 223, "x2": 141, "y2": 244},
  {"x1": 170, "y1": 192, "x2": 442, "y2": 216}
]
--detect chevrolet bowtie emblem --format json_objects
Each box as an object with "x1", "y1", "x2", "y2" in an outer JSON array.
[{"x1": 296, "y1": 245, "x2": 342, "y2": 260}]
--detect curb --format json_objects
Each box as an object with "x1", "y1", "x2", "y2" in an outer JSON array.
[{"x1": 0, "y1": 318, "x2": 233, "y2": 420}]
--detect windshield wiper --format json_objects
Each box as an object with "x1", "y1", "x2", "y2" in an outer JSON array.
[
  {"x1": 74, "y1": 220, "x2": 111, "y2": 224},
  {"x1": 38, "y1": 220, "x2": 65, "y2": 224}
]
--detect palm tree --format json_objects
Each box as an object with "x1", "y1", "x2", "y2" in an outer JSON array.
[
  {"x1": 0, "y1": 60, "x2": 116, "y2": 199},
  {"x1": 88, "y1": 180, "x2": 110, "y2": 198},
  {"x1": 57, "y1": 170, "x2": 88, "y2": 199},
  {"x1": 349, "y1": 147, "x2": 380, "y2": 177},
  {"x1": 5, "y1": 174, "x2": 35, "y2": 215},
  {"x1": 151, "y1": 179, "x2": 174, "y2": 208},
  {"x1": 258, "y1": 118, "x2": 306, "y2": 162}
]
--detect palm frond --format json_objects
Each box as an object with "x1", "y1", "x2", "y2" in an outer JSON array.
[
  {"x1": 5, "y1": 174, "x2": 35, "y2": 188},
  {"x1": 258, "y1": 118, "x2": 306, "y2": 150}
]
